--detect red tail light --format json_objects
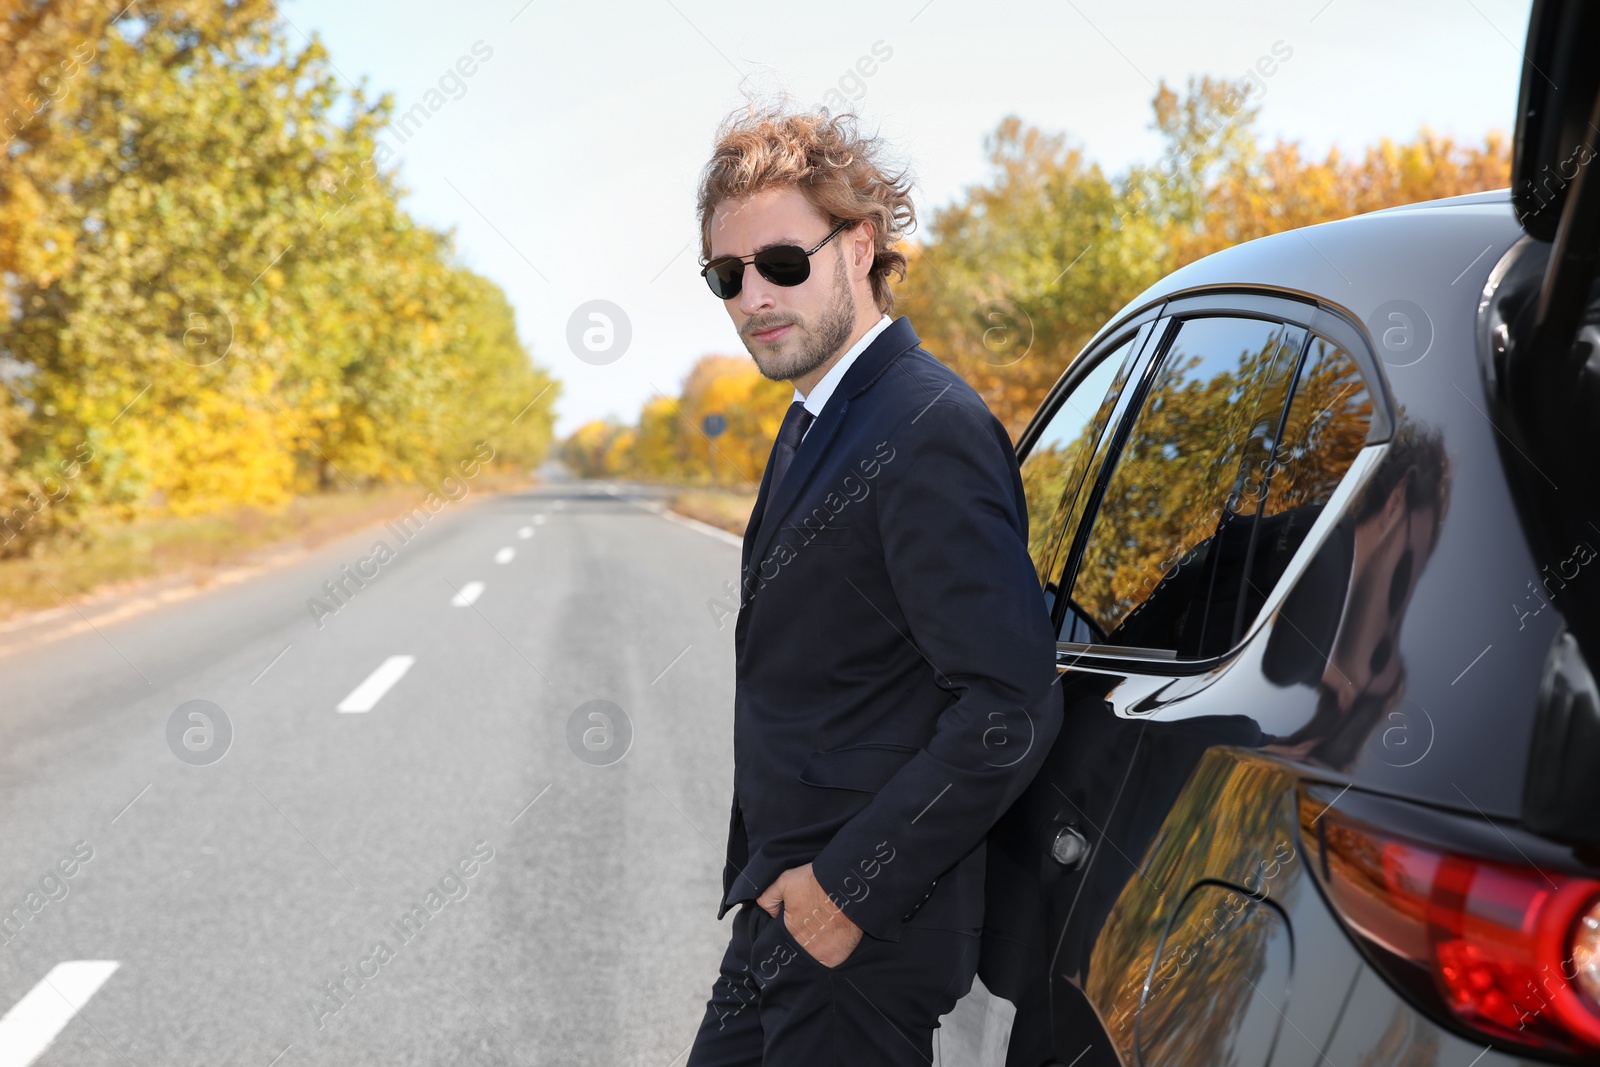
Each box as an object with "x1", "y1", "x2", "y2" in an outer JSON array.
[{"x1": 1298, "y1": 785, "x2": 1600, "y2": 1058}]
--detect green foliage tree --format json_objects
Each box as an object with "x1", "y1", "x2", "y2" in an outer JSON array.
[
  {"x1": 0, "y1": 1, "x2": 557, "y2": 557},
  {"x1": 897, "y1": 116, "x2": 1171, "y2": 440}
]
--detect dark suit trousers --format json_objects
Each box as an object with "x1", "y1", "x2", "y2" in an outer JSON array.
[{"x1": 686, "y1": 901, "x2": 979, "y2": 1066}]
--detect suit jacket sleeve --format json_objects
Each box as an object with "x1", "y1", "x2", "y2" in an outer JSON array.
[{"x1": 809, "y1": 394, "x2": 1064, "y2": 941}]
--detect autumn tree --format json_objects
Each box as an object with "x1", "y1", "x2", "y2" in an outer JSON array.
[
  {"x1": 1141, "y1": 77, "x2": 1513, "y2": 266},
  {"x1": 896, "y1": 77, "x2": 1511, "y2": 439},
  {"x1": 895, "y1": 117, "x2": 1170, "y2": 441},
  {"x1": 0, "y1": 1, "x2": 557, "y2": 556},
  {"x1": 618, "y1": 355, "x2": 788, "y2": 487}
]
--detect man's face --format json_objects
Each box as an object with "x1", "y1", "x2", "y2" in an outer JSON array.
[
  {"x1": 707, "y1": 186, "x2": 860, "y2": 383},
  {"x1": 1322, "y1": 485, "x2": 1436, "y2": 709}
]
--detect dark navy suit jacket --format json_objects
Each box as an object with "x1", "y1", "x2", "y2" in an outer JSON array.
[{"x1": 719, "y1": 314, "x2": 1064, "y2": 943}]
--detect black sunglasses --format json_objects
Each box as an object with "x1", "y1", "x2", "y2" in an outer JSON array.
[{"x1": 700, "y1": 219, "x2": 850, "y2": 299}]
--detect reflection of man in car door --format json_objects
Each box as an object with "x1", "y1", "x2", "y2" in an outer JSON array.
[{"x1": 1266, "y1": 420, "x2": 1451, "y2": 768}]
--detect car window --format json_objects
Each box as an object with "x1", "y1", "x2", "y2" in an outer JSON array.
[
  {"x1": 1020, "y1": 323, "x2": 1151, "y2": 605},
  {"x1": 1233, "y1": 336, "x2": 1374, "y2": 629},
  {"x1": 1059, "y1": 316, "x2": 1306, "y2": 656}
]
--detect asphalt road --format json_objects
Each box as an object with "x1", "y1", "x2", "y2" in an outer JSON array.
[{"x1": 0, "y1": 478, "x2": 751, "y2": 1066}]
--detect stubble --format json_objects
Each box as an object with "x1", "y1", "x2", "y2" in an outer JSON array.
[{"x1": 741, "y1": 249, "x2": 857, "y2": 383}]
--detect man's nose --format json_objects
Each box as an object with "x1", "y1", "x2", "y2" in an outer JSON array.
[{"x1": 738, "y1": 270, "x2": 778, "y2": 316}]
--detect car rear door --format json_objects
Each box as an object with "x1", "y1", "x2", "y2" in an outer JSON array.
[
  {"x1": 1055, "y1": 299, "x2": 1384, "y2": 1067},
  {"x1": 998, "y1": 292, "x2": 1388, "y2": 1066}
]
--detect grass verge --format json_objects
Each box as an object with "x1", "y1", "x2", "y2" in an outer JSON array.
[
  {"x1": 669, "y1": 486, "x2": 759, "y2": 536},
  {"x1": 0, "y1": 468, "x2": 534, "y2": 622}
]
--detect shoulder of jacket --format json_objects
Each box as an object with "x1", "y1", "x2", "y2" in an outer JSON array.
[{"x1": 863, "y1": 347, "x2": 988, "y2": 419}]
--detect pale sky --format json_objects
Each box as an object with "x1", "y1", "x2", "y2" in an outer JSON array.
[{"x1": 281, "y1": 0, "x2": 1534, "y2": 437}]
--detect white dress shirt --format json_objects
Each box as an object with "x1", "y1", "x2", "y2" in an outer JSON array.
[{"x1": 794, "y1": 313, "x2": 894, "y2": 441}]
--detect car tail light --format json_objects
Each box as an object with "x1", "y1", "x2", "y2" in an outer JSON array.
[{"x1": 1298, "y1": 785, "x2": 1600, "y2": 1058}]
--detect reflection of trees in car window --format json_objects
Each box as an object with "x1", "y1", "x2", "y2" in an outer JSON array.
[
  {"x1": 1238, "y1": 339, "x2": 1373, "y2": 627},
  {"x1": 1257, "y1": 339, "x2": 1371, "y2": 517},
  {"x1": 1019, "y1": 331, "x2": 1140, "y2": 589},
  {"x1": 1067, "y1": 317, "x2": 1303, "y2": 654}
]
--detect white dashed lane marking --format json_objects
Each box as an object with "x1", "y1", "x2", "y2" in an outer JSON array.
[
  {"x1": 451, "y1": 582, "x2": 484, "y2": 607},
  {"x1": 533, "y1": 515, "x2": 548, "y2": 525},
  {"x1": 0, "y1": 960, "x2": 120, "y2": 1067},
  {"x1": 517, "y1": 526, "x2": 533, "y2": 539},
  {"x1": 336, "y1": 655, "x2": 416, "y2": 713}
]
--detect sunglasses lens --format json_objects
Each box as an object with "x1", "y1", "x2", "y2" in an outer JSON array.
[
  {"x1": 704, "y1": 238, "x2": 823, "y2": 298},
  {"x1": 1389, "y1": 547, "x2": 1413, "y2": 612},
  {"x1": 703, "y1": 259, "x2": 743, "y2": 299},
  {"x1": 755, "y1": 246, "x2": 811, "y2": 287}
]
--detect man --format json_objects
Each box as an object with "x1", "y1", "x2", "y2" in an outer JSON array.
[{"x1": 685, "y1": 103, "x2": 1064, "y2": 1066}]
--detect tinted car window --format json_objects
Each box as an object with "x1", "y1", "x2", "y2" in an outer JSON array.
[
  {"x1": 1020, "y1": 324, "x2": 1150, "y2": 601},
  {"x1": 1234, "y1": 336, "x2": 1374, "y2": 630},
  {"x1": 1060, "y1": 316, "x2": 1305, "y2": 656}
]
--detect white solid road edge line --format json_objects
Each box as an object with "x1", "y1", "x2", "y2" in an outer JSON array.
[
  {"x1": 0, "y1": 960, "x2": 120, "y2": 1067},
  {"x1": 337, "y1": 655, "x2": 416, "y2": 713},
  {"x1": 451, "y1": 582, "x2": 485, "y2": 607},
  {"x1": 657, "y1": 508, "x2": 743, "y2": 548}
]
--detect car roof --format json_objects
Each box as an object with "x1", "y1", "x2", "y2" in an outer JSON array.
[
  {"x1": 1087, "y1": 189, "x2": 1527, "y2": 359},
  {"x1": 1358, "y1": 188, "x2": 1511, "y2": 215}
]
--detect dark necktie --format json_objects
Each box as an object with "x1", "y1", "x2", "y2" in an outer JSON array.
[{"x1": 761, "y1": 400, "x2": 814, "y2": 527}]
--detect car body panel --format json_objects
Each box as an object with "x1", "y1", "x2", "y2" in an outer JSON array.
[
  {"x1": 986, "y1": 7, "x2": 1600, "y2": 1058},
  {"x1": 1023, "y1": 199, "x2": 1547, "y2": 817},
  {"x1": 987, "y1": 191, "x2": 1599, "y2": 1065},
  {"x1": 1047, "y1": 746, "x2": 1538, "y2": 1067}
]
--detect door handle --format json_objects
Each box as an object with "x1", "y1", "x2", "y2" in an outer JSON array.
[{"x1": 1051, "y1": 824, "x2": 1090, "y2": 869}]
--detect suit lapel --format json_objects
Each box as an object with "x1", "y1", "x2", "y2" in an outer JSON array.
[
  {"x1": 745, "y1": 401, "x2": 847, "y2": 570},
  {"x1": 741, "y1": 433, "x2": 779, "y2": 582}
]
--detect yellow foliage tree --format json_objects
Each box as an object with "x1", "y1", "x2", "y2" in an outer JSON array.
[
  {"x1": 0, "y1": 2, "x2": 558, "y2": 555},
  {"x1": 898, "y1": 77, "x2": 1512, "y2": 440},
  {"x1": 601, "y1": 354, "x2": 788, "y2": 488}
]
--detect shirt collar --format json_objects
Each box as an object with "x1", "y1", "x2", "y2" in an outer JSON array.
[{"x1": 793, "y1": 313, "x2": 894, "y2": 422}]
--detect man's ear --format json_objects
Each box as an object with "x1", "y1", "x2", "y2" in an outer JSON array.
[
  {"x1": 1379, "y1": 469, "x2": 1412, "y2": 534},
  {"x1": 849, "y1": 221, "x2": 875, "y2": 277}
]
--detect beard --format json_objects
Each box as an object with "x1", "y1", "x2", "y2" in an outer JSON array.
[{"x1": 741, "y1": 248, "x2": 857, "y2": 382}]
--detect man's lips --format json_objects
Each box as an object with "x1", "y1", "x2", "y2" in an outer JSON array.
[{"x1": 750, "y1": 323, "x2": 792, "y2": 344}]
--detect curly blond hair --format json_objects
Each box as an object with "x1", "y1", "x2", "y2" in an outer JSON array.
[{"x1": 696, "y1": 101, "x2": 917, "y2": 314}]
